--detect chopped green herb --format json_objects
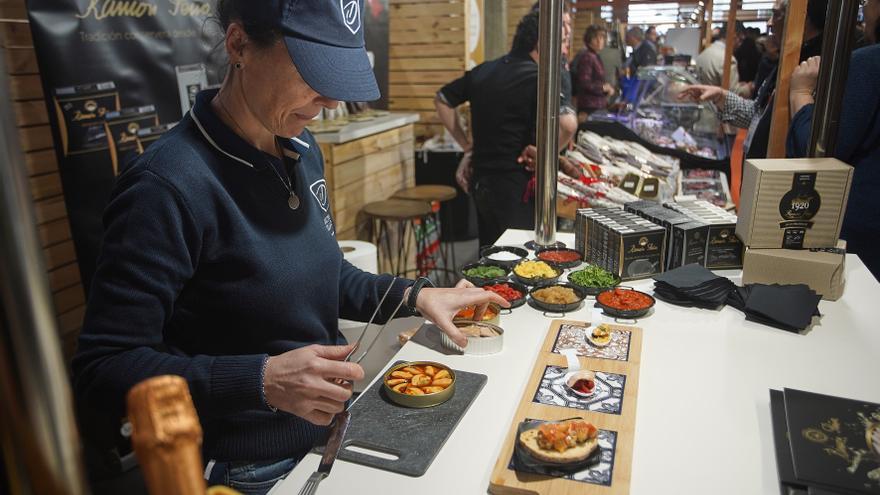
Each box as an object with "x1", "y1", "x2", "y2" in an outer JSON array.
[
  {"x1": 464, "y1": 265, "x2": 507, "y2": 279},
  {"x1": 569, "y1": 266, "x2": 618, "y2": 287}
]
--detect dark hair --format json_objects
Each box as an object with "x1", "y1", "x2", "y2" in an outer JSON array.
[
  {"x1": 512, "y1": 11, "x2": 540, "y2": 54},
  {"x1": 717, "y1": 21, "x2": 746, "y2": 38},
  {"x1": 806, "y1": 0, "x2": 828, "y2": 30},
  {"x1": 216, "y1": 0, "x2": 281, "y2": 47},
  {"x1": 583, "y1": 25, "x2": 606, "y2": 46}
]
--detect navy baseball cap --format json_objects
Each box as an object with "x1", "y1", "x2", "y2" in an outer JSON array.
[{"x1": 266, "y1": 0, "x2": 379, "y2": 102}]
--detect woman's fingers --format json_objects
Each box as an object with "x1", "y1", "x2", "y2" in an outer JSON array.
[{"x1": 435, "y1": 315, "x2": 468, "y2": 348}]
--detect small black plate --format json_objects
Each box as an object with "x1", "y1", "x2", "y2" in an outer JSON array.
[
  {"x1": 512, "y1": 418, "x2": 600, "y2": 474},
  {"x1": 512, "y1": 261, "x2": 563, "y2": 287},
  {"x1": 534, "y1": 247, "x2": 584, "y2": 270},
  {"x1": 460, "y1": 261, "x2": 510, "y2": 286},
  {"x1": 594, "y1": 287, "x2": 656, "y2": 319},
  {"x1": 528, "y1": 283, "x2": 587, "y2": 313},
  {"x1": 481, "y1": 280, "x2": 528, "y2": 310},
  {"x1": 479, "y1": 245, "x2": 529, "y2": 269}
]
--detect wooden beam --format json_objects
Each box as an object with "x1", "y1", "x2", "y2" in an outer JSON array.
[
  {"x1": 702, "y1": 0, "x2": 714, "y2": 52},
  {"x1": 721, "y1": 0, "x2": 738, "y2": 90},
  {"x1": 767, "y1": 0, "x2": 807, "y2": 158}
]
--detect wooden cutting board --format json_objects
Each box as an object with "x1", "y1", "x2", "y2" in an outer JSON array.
[
  {"x1": 316, "y1": 361, "x2": 487, "y2": 477},
  {"x1": 489, "y1": 320, "x2": 643, "y2": 494}
]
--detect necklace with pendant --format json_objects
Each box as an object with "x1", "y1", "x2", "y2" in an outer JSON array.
[{"x1": 217, "y1": 97, "x2": 300, "y2": 210}]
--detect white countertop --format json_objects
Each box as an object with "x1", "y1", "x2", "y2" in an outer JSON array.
[
  {"x1": 272, "y1": 229, "x2": 880, "y2": 495},
  {"x1": 309, "y1": 113, "x2": 420, "y2": 144}
]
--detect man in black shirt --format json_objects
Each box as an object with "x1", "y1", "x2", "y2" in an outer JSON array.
[{"x1": 435, "y1": 11, "x2": 576, "y2": 246}]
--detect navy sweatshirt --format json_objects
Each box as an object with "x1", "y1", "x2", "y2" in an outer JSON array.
[{"x1": 72, "y1": 89, "x2": 411, "y2": 462}]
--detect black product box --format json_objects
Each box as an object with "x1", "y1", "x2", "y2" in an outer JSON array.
[
  {"x1": 662, "y1": 200, "x2": 745, "y2": 270},
  {"x1": 670, "y1": 221, "x2": 709, "y2": 269},
  {"x1": 104, "y1": 105, "x2": 159, "y2": 175},
  {"x1": 704, "y1": 220, "x2": 744, "y2": 269},
  {"x1": 625, "y1": 202, "x2": 692, "y2": 270},
  {"x1": 53, "y1": 81, "x2": 120, "y2": 156},
  {"x1": 575, "y1": 208, "x2": 666, "y2": 280}
]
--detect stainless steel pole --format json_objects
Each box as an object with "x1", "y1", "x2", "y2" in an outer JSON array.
[
  {"x1": 534, "y1": 0, "x2": 562, "y2": 246},
  {"x1": 0, "y1": 49, "x2": 88, "y2": 494},
  {"x1": 807, "y1": 0, "x2": 859, "y2": 157}
]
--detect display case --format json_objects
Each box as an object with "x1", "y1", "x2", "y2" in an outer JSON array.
[{"x1": 591, "y1": 65, "x2": 727, "y2": 161}]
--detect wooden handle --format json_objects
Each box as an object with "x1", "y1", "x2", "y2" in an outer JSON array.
[{"x1": 127, "y1": 375, "x2": 206, "y2": 495}]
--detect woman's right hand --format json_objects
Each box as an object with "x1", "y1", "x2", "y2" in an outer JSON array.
[
  {"x1": 262, "y1": 344, "x2": 364, "y2": 425},
  {"x1": 679, "y1": 85, "x2": 727, "y2": 107}
]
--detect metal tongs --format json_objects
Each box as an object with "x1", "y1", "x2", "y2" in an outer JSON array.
[{"x1": 298, "y1": 278, "x2": 408, "y2": 495}]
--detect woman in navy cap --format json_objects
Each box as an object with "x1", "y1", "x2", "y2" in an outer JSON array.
[{"x1": 72, "y1": 1, "x2": 506, "y2": 492}]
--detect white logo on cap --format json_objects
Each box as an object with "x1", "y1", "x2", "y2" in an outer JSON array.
[{"x1": 340, "y1": 0, "x2": 361, "y2": 35}]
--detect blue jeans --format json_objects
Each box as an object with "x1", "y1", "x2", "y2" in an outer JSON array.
[{"x1": 206, "y1": 457, "x2": 297, "y2": 495}]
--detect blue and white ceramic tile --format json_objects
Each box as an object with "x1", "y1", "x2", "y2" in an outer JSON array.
[
  {"x1": 532, "y1": 365, "x2": 626, "y2": 415},
  {"x1": 552, "y1": 323, "x2": 632, "y2": 362}
]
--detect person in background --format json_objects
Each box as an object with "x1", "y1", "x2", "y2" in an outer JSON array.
[
  {"x1": 786, "y1": 0, "x2": 880, "y2": 279},
  {"x1": 754, "y1": 34, "x2": 780, "y2": 91},
  {"x1": 679, "y1": 0, "x2": 828, "y2": 160},
  {"x1": 574, "y1": 25, "x2": 614, "y2": 120},
  {"x1": 434, "y1": 11, "x2": 576, "y2": 247},
  {"x1": 695, "y1": 22, "x2": 741, "y2": 89},
  {"x1": 735, "y1": 25, "x2": 762, "y2": 85},
  {"x1": 631, "y1": 26, "x2": 659, "y2": 73},
  {"x1": 530, "y1": 2, "x2": 577, "y2": 136},
  {"x1": 598, "y1": 30, "x2": 624, "y2": 96}
]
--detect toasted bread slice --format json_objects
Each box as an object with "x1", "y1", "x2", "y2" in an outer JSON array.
[{"x1": 518, "y1": 423, "x2": 599, "y2": 464}]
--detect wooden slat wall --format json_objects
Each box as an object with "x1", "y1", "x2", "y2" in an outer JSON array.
[
  {"x1": 388, "y1": 0, "x2": 468, "y2": 140},
  {"x1": 319, "y1": 125, "x2": 416, "y2": 241},
  {"x1": 506, "y1": 0, "x2": 534, "y2": 50},
  {"x1": 572, "y1": 8, "x2": 597, "y2": 57},
  {"x1": 1, "y1": 9, "x2": 85, "y2": 361}
]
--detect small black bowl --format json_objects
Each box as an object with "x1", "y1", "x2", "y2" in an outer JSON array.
[
  {"x1": 512, "y1": 261, "x2": 563, "y2": 287},
  {"x1": 594, "y1": 287, "x2": 656, "y2": 319},
  {"x1": 528, "y1": 283, "x2": 587, "y2": 313},
  {"x1": 479, "y1": 245, "x2": 529, "y2": 269},
  {"x1": 481, "y1": 280, "x2": 529, "y2": 310},
  {"x1": 460, "y1": 261, "x2": 510, "y2": 286},
  {"x1": 534, "y1": 247, "x2": 584, "y2": 270},
  {"x1": 566, "y1": 268, "x2": 622, "y2": 296}
]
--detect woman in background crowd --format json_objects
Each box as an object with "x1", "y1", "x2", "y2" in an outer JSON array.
[{"x1": 574, "y1": 25, "x2": 614, "y2": 121}]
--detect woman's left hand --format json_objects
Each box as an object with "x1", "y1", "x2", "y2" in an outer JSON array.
[{"x1": 415, "y1": 285, "x2": 509, "y2": 348}]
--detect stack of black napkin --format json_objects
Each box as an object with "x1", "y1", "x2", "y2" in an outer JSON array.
[
  {"x1": 737, "y1": 283, "x2": 822, "y2": 332},
  {"x1": 652, "y1": 264, "x2": 737, "y2": 309},
  {"x1": 653, "y1": 264, "x2": 822, "y2": 332}
]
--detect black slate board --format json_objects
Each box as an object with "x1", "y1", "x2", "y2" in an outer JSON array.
[{"x1": 316, "y1": 361, "x2": 487, "y2": 477}]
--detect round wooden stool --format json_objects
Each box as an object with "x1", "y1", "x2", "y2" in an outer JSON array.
[
  {"x1": 392, "y1": 185, "x2": 459, "y2": 286},
  {"x1": 362, "y1": 199, "x2": 434, "y2": 278}
]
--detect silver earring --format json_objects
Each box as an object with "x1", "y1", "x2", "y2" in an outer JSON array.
[{"x1": 234, "y1": 62, "x2": 243, "y2": 69}]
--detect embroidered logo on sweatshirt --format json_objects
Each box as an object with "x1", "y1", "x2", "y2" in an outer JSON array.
[{"x1": 310, "y1": 179, "x2": 330, "y2": 213}]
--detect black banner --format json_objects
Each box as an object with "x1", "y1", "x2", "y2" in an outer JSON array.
[{"x1": 27, "y1": 0, "x2": 224, "y2": 291}]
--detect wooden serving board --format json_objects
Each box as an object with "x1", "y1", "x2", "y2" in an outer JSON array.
[{"x1": 489, "y1": 320, "x2": 643, "y2": 495}]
